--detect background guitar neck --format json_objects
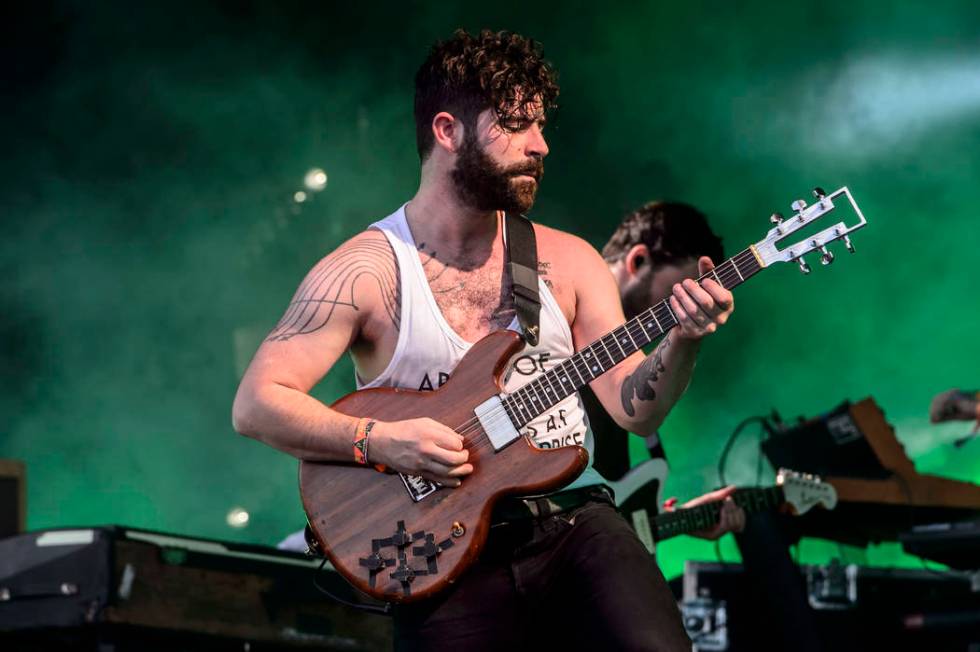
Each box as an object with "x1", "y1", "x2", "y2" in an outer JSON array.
[{"x1": 652, "y1": 486, "x2": 783, "y2": 542}]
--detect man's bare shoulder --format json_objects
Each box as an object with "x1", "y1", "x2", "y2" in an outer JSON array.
[
  {"x1": 530, "y1": 222, "x2": 612, "y2": 323},
  {"x1": 265, "y1": 228, "x2": 399, "y2": 343},
  {"x1": 532, "y1": 223, "x2": 608, "y2": 277}
]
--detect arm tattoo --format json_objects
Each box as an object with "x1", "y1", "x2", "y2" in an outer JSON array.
[
  {"x1": 620, "y1": 335, "x2": 670, "y2": 417},
  {"x1": 266, "y1": 236, "x2": 399, "y2": 341}
]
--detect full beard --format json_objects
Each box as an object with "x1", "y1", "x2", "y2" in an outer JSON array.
[{"x1": 450, "y1": 132, "x2": 544, "y2": 215}]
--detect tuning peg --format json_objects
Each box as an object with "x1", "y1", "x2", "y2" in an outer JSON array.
[
  {"x1": 791, "y1": 199, "x2": 807, "y2": 213},
  {"x1": 843, "y1": 235, "x2": 855, "y2": 253},
  {"x1": 819, "y1": 245, "x2": 834, "y2": 265},
  {"x1": 770, "y1": 212, "x2": 784, "y2": 225},
  {"x1": 812, "y1": 187, "x2": 827, "y2": 199},
  {"x1": 798, "y1": 257, "x2": 811, "y2": 274}
]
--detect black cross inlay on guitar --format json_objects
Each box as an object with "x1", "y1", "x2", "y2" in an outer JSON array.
[{"x1": 359, "y1": 520, "x2": 455, "y2": 595}]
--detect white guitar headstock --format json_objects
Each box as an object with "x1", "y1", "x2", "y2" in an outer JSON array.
[
  {"x1": 751, "y1": 187, "x2": 867, "y2": 274},
  {"x1": 776, "y1": 468, "x2": 838, "y2": 515}
]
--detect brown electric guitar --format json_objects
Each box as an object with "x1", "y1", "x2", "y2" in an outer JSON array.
[{"x1": 300, "y1": 187, "x2": 867, "y2": 603}]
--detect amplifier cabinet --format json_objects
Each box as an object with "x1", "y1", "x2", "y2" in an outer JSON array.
[
  {"x1": 0, "y1": 527, "x2": 392, "y2": 651},
  {"x1": 680, "y1": 561, "x2": 980, "y2": 652}
]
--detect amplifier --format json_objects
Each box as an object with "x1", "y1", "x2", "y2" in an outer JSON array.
[
  {"x1": 0, "y1": 526, "x2": 391, "y2": 650},
  {"x1": 900, "y1": 519, "x2": 980, "y2": 570},
  {"x1": 680, "y1": 560, "x2": 980, "y2": 651}
]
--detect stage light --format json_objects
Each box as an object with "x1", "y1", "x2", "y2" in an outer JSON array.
[
  {"x1": 226, "y1": 507, "x2": 250, "y2": 528},
  {"x1": 293, "y1": 191, "x2": 307, "y2": 203},
  {"x1": 799, "y1": 52, "x2": 980, "y2": 154},
  {"x1": 304, "y1": 168, "x2": 328, "y2": 192}
]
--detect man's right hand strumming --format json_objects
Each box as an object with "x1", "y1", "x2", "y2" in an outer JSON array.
[{"x1": 370, "y1": 418, "x2": 474, "y2": 486}]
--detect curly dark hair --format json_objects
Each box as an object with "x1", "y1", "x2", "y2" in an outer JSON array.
[
  {"x1": 602, "y1": 201, "x2": 725, "y2": 267},
  {"x1": 414, "y1": 29, "x2": 559, "y2": 161}
]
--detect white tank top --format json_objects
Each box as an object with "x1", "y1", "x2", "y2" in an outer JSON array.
[{"x1": 358, "y1": 205, "x2": 603, "y2": 491}]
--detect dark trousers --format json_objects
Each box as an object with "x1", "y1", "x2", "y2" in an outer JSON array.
[{"x1": 393, "y1": 499, "x2": 691, "y2": 652}]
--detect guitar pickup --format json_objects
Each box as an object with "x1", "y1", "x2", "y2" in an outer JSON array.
[{"x1": 474, "y1": 395, "x2": 521, "y2": 451}]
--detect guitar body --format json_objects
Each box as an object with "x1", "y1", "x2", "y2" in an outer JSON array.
[{"x1": 300, "y1": 330, "x2": 589, "y2": 603}]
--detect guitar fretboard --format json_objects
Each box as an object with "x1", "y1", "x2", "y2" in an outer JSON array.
[
  {"x1": 653, "y1": 486, "x2": 783, "y2": 541},
  {"x1": 500, "y1": 248, "x2": 763, "y2": 428}
]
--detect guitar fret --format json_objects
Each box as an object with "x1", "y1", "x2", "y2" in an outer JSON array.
[
  {"x1": 531, "y1": 381, "x2": 548, "y2": 409},
  {"x1": 622, "y1": 325, "x2": 639, "y2": 351},
  {"x1": 609, "y1": 333, "x2": 626, "y2": 361},
  {"x1": 523, "y1": 386, "x2": 537, "y2": 416},
  {"x1": 504, "y1": 395, "x2": 518, "y2": 424},
  {"x1": 502, "y1": 398, "x2": 518, "y2": 426},
  {"x1": 518, "y1": 386, "x2": 535, "y2": 418},
  {"x1": 567, "y1": 358, "x2": 588, "y2": 386},
  {"x1": 536, "y1": 379, "x2": 554, "y2": 408},
  {"x1": 630, "y1": 321, "x2": 650, "y2": 347},
  {"x1": 732, "y1": 259, "x2": 745, "y2": 282},
  {"x1": 515, "y1": 390, "x2": 532, "y2": 424},
  {"x1": 711, "y1": 268, "x2": 722, "y2": 286},
  {"x1": 556, "y1": 361, "x2": 577, "y2": 391},
  {"x1": 543, "y1": 380, "x2": 558, "y2": 408},
  {"x1": 544, "y1": 372, "x2": 562, "y2": 401},
  {"x1": 609, "y1": 330, "x2": 628, "y2": 359},
  {"x1": 716, "y1": 261, "x2": 730, "y2": 285},
  {"x1": 597, "y1": 338, "x2": 615, "y2": 369},
  {"x1": 571, "y1": 356, "x2": 589, "y2": 383},
  {"x1": 582, "y1": 347, "x2": 601, "y2": 378},
  {"x1": 650, "y1": 310, "x2": 663, "y2": 333},
  {"x1": 635, "y1": 317, "x2": 652, "y2": 341}
]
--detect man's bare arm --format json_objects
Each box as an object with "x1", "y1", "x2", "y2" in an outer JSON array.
[
  {"x1": 231, "y1": 230, "x2": 473, "y2": 484},
  {"x1": 566, "y1": 239, "x2": 732, "y2": 436},
  {"x1": 232, "y1": 230, "x2": 397, "y2": 461}
]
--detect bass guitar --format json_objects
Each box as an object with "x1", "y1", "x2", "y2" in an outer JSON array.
[
  {"x1": 609, "y1": 465, "x2": 837, "y2": 552},
  {"x1": 300, "y1": 186, "x2": 867, "y2": 602}
]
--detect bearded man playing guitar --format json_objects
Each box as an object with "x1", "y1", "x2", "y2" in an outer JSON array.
[{"x1": 233, "y1": 30, "x2": 733, "y2": 652}]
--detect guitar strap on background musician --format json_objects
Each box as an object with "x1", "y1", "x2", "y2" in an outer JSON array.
[{"x1": 503, "y1": 212, "x2": 541, "y2": 346}]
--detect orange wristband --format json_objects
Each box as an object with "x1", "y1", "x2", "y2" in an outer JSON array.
[
  {"x1": 353, "y1": 418, "x2": 387, "y2": 472},
  {"x1": 353, "y1": 417, "x2": 370, "y2": 465}
]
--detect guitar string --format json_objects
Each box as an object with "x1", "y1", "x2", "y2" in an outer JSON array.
[
  {"x1": 439, "y1": 255, "x2": 755, "y2": 457},
  {"x1": 434, "y1": 254, "x2": 755, "y2": 459}
]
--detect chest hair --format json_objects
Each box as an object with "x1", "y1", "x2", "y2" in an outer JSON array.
[{"x1": 422, "y1": 254, "x2": 516, "y2": 341}]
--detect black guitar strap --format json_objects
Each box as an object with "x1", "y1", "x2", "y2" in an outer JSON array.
[{"x1": 503, "y1": 212, "x2": 541, "y2": 346}]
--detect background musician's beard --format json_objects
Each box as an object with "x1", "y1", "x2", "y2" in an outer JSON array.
[
  {"x1": 450, "y1": 130, "x2": 543, "y2": 215},
  {"x1": 620, "y1": 281, "x2": 653, "y2": 321}
]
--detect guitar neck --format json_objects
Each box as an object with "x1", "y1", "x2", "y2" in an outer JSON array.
[
  {"x1": 501, "y1": 248, "x2": 763, "y2": 428},
  {"x1": 652, "y1": 486, "x2": 784, "y2": 542}
]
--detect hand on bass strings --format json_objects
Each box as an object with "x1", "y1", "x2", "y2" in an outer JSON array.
[
  {"x1": 369, "y1": 418, "x2": 473, "y2": 486},
  {"x1": 663, "y1": 485, "x2": 746, "y2": 540}
]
